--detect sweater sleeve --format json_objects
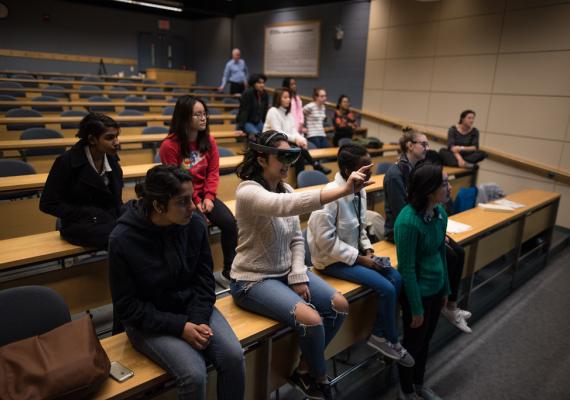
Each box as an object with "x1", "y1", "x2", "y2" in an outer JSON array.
[
  {"x1": 159, "y1": 138, "x2": 180, "y2": 166},
  {"x1": 308, "y1": 205, "x2": 359, "y2": 266},
  {"x1": 237, "y1": 182, "x2": 322, "y2": 218},
  {"x1": 203, "y1": 139, "x2": 220, "y2": 201},
  {"x1": 440, "y1": 209, "x2": 451, "y2": 296},
  {"x1": 109, "y1": 239, "x2": 188, "y2": 336},
  {"x1": 288, "y1": 217, "x2": 309, "y2": 284},
  {"x1": 186, "y1": 219, "x2": 216, "y2": 324},
  {"x1": 263, "y1": 107, "x2": 279, "y2": 132},
  {"x1": 395, "y1": 222, "x2": 424, "y2": 316}
]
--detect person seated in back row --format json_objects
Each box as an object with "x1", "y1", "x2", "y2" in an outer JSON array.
[
  {"x1": 40, "y1": 113, "x2": 123, "y2": 249},
  {"x1": 439, "y1": 109, "x2": 487, "y2": 169},
  {"x1": 263, "y1": 87, "x2": 331, "y2": 176},
  {"x1": 307, "y1": 144, "x2": 414, "y2": 368},
  {"x1": 236, "y1": 73, "x2": 269, "y2": 138},
  {"x1": 333, "y1": 95, "x2": 359, "y2": 146},
  {"x1": 303, "y1": 87, "x2": 330, "y2": 148}
]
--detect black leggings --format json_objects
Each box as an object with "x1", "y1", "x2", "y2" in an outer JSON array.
[
  {"x1": 399, "y1": 291, "x2": 444, "y2": 394},
  {"x1": 446, "y1": 238, "x2": 465, "y2": 303},
  {"x1": 439, "y1": 148, "x2": 487, "y2": 166},
  {"x1": 294, "y1": 148, "x2": 317, "y2": 176},
  {"x1": 204, "y1": 198, "x2": 237, "y2": 274}
]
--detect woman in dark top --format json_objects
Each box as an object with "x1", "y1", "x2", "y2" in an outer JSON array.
[
  {"x1": 109, "y1": 165, "x2": 245, "y2": 400},
  {"x1": 333, "y1": 95, "x2": 359, "y2": 146},
  {"x1": 40, "y1": 113, "x2": 123, "y2": 249},
  {"x1": 439, "y1": 109, "x2": 487, "y2": 168}
]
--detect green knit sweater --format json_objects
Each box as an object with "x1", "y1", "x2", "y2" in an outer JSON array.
[{"x1": 394, "y1": 204, "x2": 450, "y2": 316}]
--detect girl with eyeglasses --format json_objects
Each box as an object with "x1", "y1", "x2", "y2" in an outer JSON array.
[
  {"x1": 109, "y1": 165, "x2": 245, "y2": 400},
  {"x1": 159, "y1": 95, "x2": 237, "y2": 280},
  {"x1": 394, "y1": 162, "x2": 451, "y2": 400},
  {"x1": 230, "y1": 130, "x2": 373, "y2": 400},
  {"x1": 307, "y1": 144, "x2": 414, "y2": 368}
]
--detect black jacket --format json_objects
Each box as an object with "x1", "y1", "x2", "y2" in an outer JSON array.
[
  {"x1": 109, "y1": 201, "x2": 216, "y2": 337},
  {"x1": 237, "y1": 88, "x2": 269, "y2": 129},
  {"x1": 383, "y1": 154, "x2": 412, "y2": 242},
  {"x1": 39, "y1": 143, "x2": 123, "y2": 248}
]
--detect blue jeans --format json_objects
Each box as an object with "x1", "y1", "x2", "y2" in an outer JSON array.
[
  {"x1": 322, "y1": 263, "x2": 402, "y2": 343},
  {"x1": 126, "y1": 308, "x2": 245, "y2": 400},
  {"x1": 244, "y1": 121, "x2": 264, "y2": 136},
  {"x1": 230, "y1": 271, "x2": 347, "y2": 378},
  {"x1": 307, "y1": 136, "x2": 330, "y2": 149}
]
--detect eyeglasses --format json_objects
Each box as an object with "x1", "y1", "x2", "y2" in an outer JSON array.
[
  {"x1": 192, "y1": 112, "x2": 209, "y2": 120},
  {"x1": 412, "y1": 141, "x2": 429, "y2": 148}
]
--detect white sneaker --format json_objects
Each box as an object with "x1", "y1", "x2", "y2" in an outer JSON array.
[
  {"x1": 441, "y1": 307, "x2": 472, "y2": 334},
  {"x1": 459, "y1": 309, "x2": 472, "y2": 320}
]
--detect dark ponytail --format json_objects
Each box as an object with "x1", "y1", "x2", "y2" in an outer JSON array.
[{"x1": 407, "y1": 161, "x2": 443, "y2": 213}]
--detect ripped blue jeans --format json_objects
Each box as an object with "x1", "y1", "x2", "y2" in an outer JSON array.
[{"x1": 230, "y1": 271, "x2": 347, "y2": 378}]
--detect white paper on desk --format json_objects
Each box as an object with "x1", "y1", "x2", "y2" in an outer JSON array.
[
  {"x1": 446, "y1": 219, "x2": 472, "y2": 234},
  {"x1": 493, "y1": 198, "x2": 525, "y2": 209}
]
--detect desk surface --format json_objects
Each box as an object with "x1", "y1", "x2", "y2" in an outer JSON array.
[
  {"x1": 0, "y1": 87, "x2": 238, "y2": 98},
  {"x1": 0, "y1": 114, "x2": 234, "y2": 125},
  {"x1": 0, "y1": 131, "x2": 245, "y2": 150},
  {"x1": 0, "y1": 145, "x2": 400, "y2": 193},
  {"x1": 0, "y1": 100, "x2": 238, "y2": 108}
]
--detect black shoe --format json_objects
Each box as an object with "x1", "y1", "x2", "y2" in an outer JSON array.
[
  {"x1": 289, "y1": 370, "x2": 324, "y2": 400},
  {"x1": 317, "y1": 381, "x2": 335, "y2": 400},
  {"x1": 314, "y1": 162, "x2": 332, "y2": 175},
  {"x1": 221, "y1": 269, "x2": 231, "y2": 281}
]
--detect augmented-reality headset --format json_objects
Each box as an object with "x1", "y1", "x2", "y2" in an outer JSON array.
[{"x1": 249, "y1": 132, "x2": 301, "y2": 165}]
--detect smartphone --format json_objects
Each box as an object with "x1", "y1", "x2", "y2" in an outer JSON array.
[{"x1": 110, "y1": 361, "x2": 134, "y2": 382}]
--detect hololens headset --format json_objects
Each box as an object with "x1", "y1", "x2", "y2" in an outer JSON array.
[{"x1": 249, "y1": 131, "x2": 302, "y2": 165}]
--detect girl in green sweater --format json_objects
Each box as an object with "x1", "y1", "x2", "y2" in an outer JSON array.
[{"x1": 394, "y1": 162, "x2": 451, "y2": 400}]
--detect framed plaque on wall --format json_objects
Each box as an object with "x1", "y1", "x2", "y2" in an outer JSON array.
[{"x1": 264, "y1": 20, "x2": 320, "y2": 78}]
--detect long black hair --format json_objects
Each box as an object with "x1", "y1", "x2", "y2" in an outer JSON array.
[
  {"x1": 76, "y1": 113, "x2": 120, "y2": 145},
  {"x1": 336, "y1": 94, "x2": 349, "y2": 110},
  {"x1": 135, "y1": 165, "x2": 193, "y2": 218},
  {"x1": 169, "y1": 95, "x2": 211, "y2": 158},
  {"x1": 407, "y1": 161, "x2": 443, "y2": 213},
  {"x1": 236, "y1": 130, "x2": 288, "y2": 193}
]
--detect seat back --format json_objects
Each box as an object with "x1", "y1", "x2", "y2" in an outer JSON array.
[
  {"x1": 0, "y1": 81, "x2": 25, "y2": 97},
  {"x1": 20, "y1": 128, "x2": 65, "y2": 157},
  {"x1": 0, "y1": 94, "x2": 17, "y2": 111},
  {"x1": 60, "y1": 110, "x2": 88, "y2": 129},
  {"x1": 79, "y1": 85, "x2": 102, "y2": 98},
  {"x1": 87, "y1": 96, "x2": 114, "y2": 112},
  {"x1": 124, "y1": 95, "x2": 149, "y2": 111},
  {"x1": 42, "y1": 85, "x2": 68, "y2": 99},
  {"x1": 338, "y1": 138, "x2": 352, "y2": 147},
  {"x1": 5, "y1": 108, "x2": 44, "y2": 131},
  {"x1": 108, "y1": 86, "x2": 128, "y2": 99},
  {"x1": 0, "y1": 286, "x2": 71, "y2": 347},
  {"x1": 297, "y1": 170, "x2": 329, "y2": 188},
  {"x1": 0, "y1": 159, "x2": 38, "y2": 199},
  {"x1": 10, "y1": 74, "x2": 37, "y2": 87},
  {"x1": 118, "y1": 109, "x2": 146, "y2": 127},
  {"x1": 375, "y1": 162, "x2": 393, "y2": 175},
  {"x1": 144, "y1": 87, "x2": 165, "y2": 100},
  {"x1": 31, "y1": 95, "x2": 63, "y2": 112}
]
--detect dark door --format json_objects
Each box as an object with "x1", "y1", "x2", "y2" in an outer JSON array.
[{"x1": 138, "y1": 33, "x2": 186, "y2": 70}]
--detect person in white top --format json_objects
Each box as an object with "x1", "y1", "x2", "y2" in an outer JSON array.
[
  {"x1": 307, "y1": 144, "x2": 415, "y2": 368},
  {"x1": 282, "y1": 77, "x2": 306, "y2": 135},
  {"x1": 303, "y1": 88, "x2": 329, "y2": 149},
  {"x1": 263, "y1": 87, "x2": 331, "y2": 175}
]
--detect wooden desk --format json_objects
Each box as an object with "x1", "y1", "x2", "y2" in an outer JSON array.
[
  {"x1": 0, "y1": 100, "x2": 238, "y2": 110},
  {"x1": 0, "y1": 70, "x2": 146, "y2": 83},
  {"x1": 0, "y1": 114, "x2": 235, "y2": 126},
  {"x1": 0, "y1": 77, "x2": 216, "y2": 91},
  {"x1": 0, "y1": 131, "x2": 245, "y2": 151}
]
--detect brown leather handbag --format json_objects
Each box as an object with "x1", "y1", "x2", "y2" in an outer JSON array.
[{"x1": 0, "y1": 315, "x2": 111, "y2": 400}]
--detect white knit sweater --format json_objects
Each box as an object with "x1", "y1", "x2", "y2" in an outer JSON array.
[
  {"x1": 262, "y1": 106, "x2": 303, "y2": 144},
  {"x1": 230, "y1": 180, "x2": 323, "y2": 284}
]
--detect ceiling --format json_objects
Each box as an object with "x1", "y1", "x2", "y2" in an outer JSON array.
[{"x1": 69, "y1": 0, "x2": 355, "y2": 20}]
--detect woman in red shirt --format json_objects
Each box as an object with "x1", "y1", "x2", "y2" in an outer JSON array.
[{"x1": 160, "y1": 95, "x2": 237, "y2": 280}]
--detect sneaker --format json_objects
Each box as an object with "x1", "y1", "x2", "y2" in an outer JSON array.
[
  {"x1": 316, "y1": 381, "x2": 335, "y2": 400},
  {"x1": 398, "y1": 387, "x2": 424, "y2": 400},
  {"x1": 366, "y1": 335, "x2": 400, "y2": 360},
  {"x1": 415, "y1": 386, "x2": 442, "y2": 400},
  {"x1": 459, "y1": 309, "x2": 472, "y2": 320},
  {"x1": 441, "y1": 307, "x2": 472, "y2": 334},
  {"x1": 289, "y1": 370, "x2": 323, "y2": 400},
  {"x1": 392, "y1": 342, "x2": 415, "y2": 367}
]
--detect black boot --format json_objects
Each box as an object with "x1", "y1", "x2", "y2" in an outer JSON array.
[{"x1": 314, "y1": 162, "x2": 332, "y2": 175}]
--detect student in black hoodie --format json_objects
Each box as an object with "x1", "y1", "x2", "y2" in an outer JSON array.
[
  {"x1": 109, "y1": 165, "x2": 245, "y2": 400},
  {"x1": 40, "y1": 113, "x2": 123, "y2": 249}
]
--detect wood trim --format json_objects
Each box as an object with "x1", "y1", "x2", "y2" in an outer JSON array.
[{"x1": 0, "y1": 48, "x2": 137, "y2": 66}]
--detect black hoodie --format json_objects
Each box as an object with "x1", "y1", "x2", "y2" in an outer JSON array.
[{"x1": 109, "y1": 200, "x2": 215, "y2": 337}]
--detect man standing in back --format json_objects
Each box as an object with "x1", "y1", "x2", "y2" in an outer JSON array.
[{"x1": 218, "y1": 48, "x2": 248, "y2": 94}]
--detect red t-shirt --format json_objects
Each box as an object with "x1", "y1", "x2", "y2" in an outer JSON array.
[{"x1": 159, "y1": 134, "x2": 220, "y2": 205}]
